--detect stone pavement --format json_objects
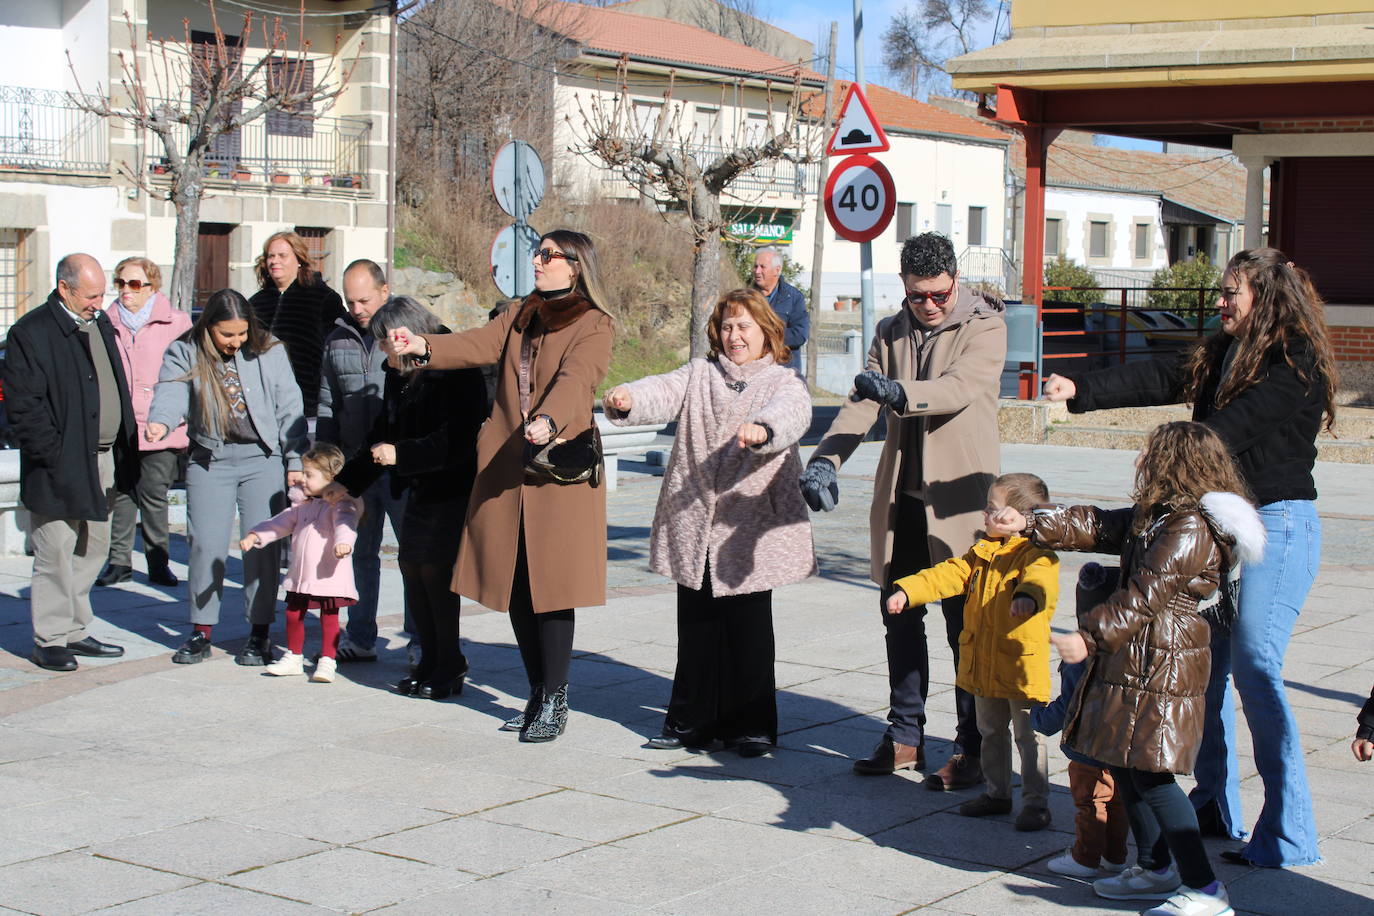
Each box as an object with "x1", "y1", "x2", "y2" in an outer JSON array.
[{"x1": 0, "y1": 443, "x2": 1372, "y2": 915}]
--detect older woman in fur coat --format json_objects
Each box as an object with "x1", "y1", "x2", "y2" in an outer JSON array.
[{"x1": 604, "y1": 289, "x2": 816, "y2": 757}]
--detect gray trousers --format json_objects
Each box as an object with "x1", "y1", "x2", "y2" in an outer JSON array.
[
  {"x1": 108, "y1": 448, "x2": 180, "y2": 568},
  {"x1": 186, "y1": 442, "x2": 285, "y2": 626},
  {"x1": 30, "y1": 450, "x2": 115, "y2": 647},
  {"x1": 975, "y1": 695, "x2": 1050, "y2": 810}
]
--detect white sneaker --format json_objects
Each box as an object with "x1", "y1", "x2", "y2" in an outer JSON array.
[
  {"x1": 310, "y1": 656, "x2": 337, "y2": 683},
  {"x1": 265, "y1": 652, "x2": 305, "y2": 677},
  {"x1": 1047, "y1": 849, "x2": 1103, "y2": 878},
  {"x1": 1142, "y1": 883, "x2": 1233, "y2": 916},
  {"x1": 335, "y1": 631, "x2": 377, "y2": 662},
  {"x1": 1094, "y1": 864, "x2": 1182, "y2": 900}
]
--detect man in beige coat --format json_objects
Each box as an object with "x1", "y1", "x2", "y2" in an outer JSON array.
[{"x1": 801, "y1": 233, "x2": 1006, "y2": 787}]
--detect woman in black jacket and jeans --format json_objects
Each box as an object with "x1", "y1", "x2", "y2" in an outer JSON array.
[
  {"x1": 1042, "y1": 248, "x2": 1338, "y2": 867},
  {"x1": 329, "y1": 297, "x2": 488, "y2": 699}
]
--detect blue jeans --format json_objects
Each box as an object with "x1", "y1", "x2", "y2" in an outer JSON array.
[
  {"x1": 346, "y1": 477, "x2": 408, "y2": 650},
  {"x1": 1190, "y1": 499, "x2": 1322, "y2": 866}
]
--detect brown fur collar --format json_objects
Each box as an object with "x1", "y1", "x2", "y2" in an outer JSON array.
[{"x1": 513, "y1": 291, "x2": 595, "y2": 334}]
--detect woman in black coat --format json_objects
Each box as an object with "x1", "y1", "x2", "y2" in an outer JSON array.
[
  {"x1": 1042, "y1": 248, "x2": 1338, "y2": 867},
  {"x1": 330, "y1": 297, "x2": 488, "y2": 700},
  {"x1": 247, "y1": 231, "x2": 346, "y2": 420}
]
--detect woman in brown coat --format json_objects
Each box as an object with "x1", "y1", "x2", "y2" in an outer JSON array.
[
  {"x1": 388, "y1": 230, "x2": 614, "y2": 742},
  {"x1": 1000, "y1": 422, "x2": 1264, "y2": 916}
]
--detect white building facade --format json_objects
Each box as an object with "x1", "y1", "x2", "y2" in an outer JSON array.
[{"x1": 0, "y1": 0, "x2": 392, "y2": 330}]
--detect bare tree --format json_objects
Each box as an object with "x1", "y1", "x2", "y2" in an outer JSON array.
[
  {"x1": 882, "y1": 0, "x2": 994, "y2": 98},
  {"x1": 67, "y1": 1, "x2": 357, "y2": 309},
  {"x1": 574, "y1": 63, "x2": 813, "y2": 356},
  {"x1": 880, "y1": 7, "x2": 940, "y2": 99},
  {"x1": 683, "y1": 0, "x2": 772, "y2": 52}
]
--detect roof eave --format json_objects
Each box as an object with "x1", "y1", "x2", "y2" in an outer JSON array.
[{"x1": 578, "y1": 47, "x2": 824, "y2": 89}]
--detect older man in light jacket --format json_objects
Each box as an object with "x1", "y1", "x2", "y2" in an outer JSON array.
[{"x1": 800, "y1": 232, "x2": 1006, "y2": 788}]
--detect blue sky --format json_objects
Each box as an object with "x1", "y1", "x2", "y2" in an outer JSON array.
[{"x1": 761, "y1": 1, "x2": 1162, "y2": 150}]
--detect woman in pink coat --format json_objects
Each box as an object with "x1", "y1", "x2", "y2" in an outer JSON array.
[
  {"x1": 99, "y1": 257, "x2": 191, "y2": 587},
  {"x1": 604, "y1": 289, "x2": 816, "y2": 757}
]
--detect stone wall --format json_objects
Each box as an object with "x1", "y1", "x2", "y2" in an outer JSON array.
[{"x1": 389, "y1": 266, "x2": 492, "y2": 332}]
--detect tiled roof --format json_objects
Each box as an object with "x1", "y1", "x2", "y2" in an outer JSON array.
[
  {"x1": 1011, "y1": 138, "x2": 1246, "y2": 223},
  {"x1": 801, "y1": 81, "x2": 1007, "y2": 143},
  {"x1": 527, "y1": 1, "x2": 823, "y2": 83}
]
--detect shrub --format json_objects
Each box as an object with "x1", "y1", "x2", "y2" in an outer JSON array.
[
  {"x1": 1042, "y1": 255, "x2": 1101, "y2": 306},
  {"x1": 1146, "y1": 254, "x2": 1221, "y2": 317},
  {"x1": 724, "y1": 239, "x2": 810, "y2": 301}
]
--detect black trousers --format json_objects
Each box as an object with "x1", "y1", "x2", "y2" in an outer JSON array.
[
  {"x1": 507, "y1": 525, "x2": 574, "y2": 690},
  {"x1": 663, "y1": 570, "x2": 777, "y2": 746},
  {"x1": 1111, "y1": 766, "x2": 1216, "y2": 889},
  {"x1": 881, "y1": 493, "x2": 981, "y2": 755},
  {"x1": 399, "y1": 560, "x2": 465, "y2": 682}
]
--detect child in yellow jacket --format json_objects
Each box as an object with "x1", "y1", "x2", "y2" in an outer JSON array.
[{"x1": 887, "y1": 472, "x2": 1060, "y2": 830}]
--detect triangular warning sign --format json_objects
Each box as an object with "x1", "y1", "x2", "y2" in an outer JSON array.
[{"x1": 826, "y1": 83, "x2": 890, "y2": 156}]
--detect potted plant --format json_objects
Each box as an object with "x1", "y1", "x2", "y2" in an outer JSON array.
[{"x1": 271, "y1": 171, "x2": 290, "y2": 184}]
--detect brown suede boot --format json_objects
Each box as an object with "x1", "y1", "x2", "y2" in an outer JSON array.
[
  {"x1": 925, "y1": 753, "x2": 984, "y2": 791},
  {"x1": 852, "y1": 736, "x2": 926, "y2": 775}
]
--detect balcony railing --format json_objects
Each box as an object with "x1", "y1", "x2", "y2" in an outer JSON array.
[
  {"x1": 0, "y1": 85, "x2": 108, "y2": 173},
  {"x1": 599, "y1": 143, "x2": 820, "y2": 199},
  {"x1": 145, "y1": 110, "x2": 371, "y2": 191}
]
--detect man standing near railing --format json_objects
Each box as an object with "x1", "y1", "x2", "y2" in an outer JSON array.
[
  {"x1": 799, "y1": 233, "x2": 1006, "y2": 790},
  {"x1": 3, "y1": 254, "x2": 139, "y2": 671},
  {"x1": 751, "y1": 246, "x2": 809, "y2": 371}
]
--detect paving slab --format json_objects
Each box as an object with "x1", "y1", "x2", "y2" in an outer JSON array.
[{"x1": 0, "y1": 443, "x2": 1369, "y2": 914}]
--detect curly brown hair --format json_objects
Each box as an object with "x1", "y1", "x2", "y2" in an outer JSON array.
[
  {"x1": 1181, "y1": 248, "x2": 1338, "y2": 432},
  {"x1": 706, "y1": 289, "x2": 790, "y2": 365},
  {"x1": 254, "y1": 231, "x2": 314, "y2": 289},
  {"x1": 1130, "y1": 421, "x2": 1251, "y2": 534}
]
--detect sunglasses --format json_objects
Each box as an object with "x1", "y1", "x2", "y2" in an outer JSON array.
[
  {"x1": 904, "y1": 277, "x2": 957, "y2": 307},
  {"x1": 113, "y1": 278, "x2": 151, "y2": 291},
  {"x1": 534, "y1": 248, "x2": 578, "y2": 265}
]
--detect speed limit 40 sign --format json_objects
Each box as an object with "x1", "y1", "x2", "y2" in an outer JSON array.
[{"x1": 824, "y1": 154, "x2": 896, "y2": 243}]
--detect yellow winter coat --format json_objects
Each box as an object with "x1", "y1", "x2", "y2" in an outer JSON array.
[{"x1": 895, "y1": 536, "x2": 1060, "y2": 703}]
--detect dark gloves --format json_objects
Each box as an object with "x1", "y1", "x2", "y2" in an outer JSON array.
[
  {"x1": 799, "y1": 459, "x2": 839, "y2": 512},
  {"x1": 850, "y1": 369, "x2": 907, "y2": 411}
]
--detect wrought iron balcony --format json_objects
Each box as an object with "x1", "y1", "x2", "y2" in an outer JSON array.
[
  {"x1": 0, "y1": 85, "x2": 108, "y2": 173},
  {"x1": 598, "y1": 141, "x2": 820, "y2": 200},
  {"x1": 144, "y1": 110, "x2": 371, "y2": 191}
]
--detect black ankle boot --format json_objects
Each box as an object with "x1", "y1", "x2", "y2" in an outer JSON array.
[
  {"x1": 500, "y1": 684, "x2": 543, "y2": 732},
  {"x1": 521, "y1": 684, "x2": 569, "y2": 743}
]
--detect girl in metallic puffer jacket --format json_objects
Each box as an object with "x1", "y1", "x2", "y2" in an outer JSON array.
[{"x1": 996, "y1": 422, "x2": 1264, "y2": 916}]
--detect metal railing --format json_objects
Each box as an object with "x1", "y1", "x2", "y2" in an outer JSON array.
[
  {"x1": 0, "y1": 85, "x2": 108, "y2": 173},
  {"x1": 1040, "y1": 285, "x2": 1219, "y2": 372},
  {"x1": 959, "y1": 245, "x2": 1018, "y2": 295},
  {"x1": 144, "y1": 110, "x2": 371, "y2": 189}
]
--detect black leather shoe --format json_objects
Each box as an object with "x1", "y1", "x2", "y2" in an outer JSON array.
[
  {"x1": 30, "y1": 645, "x2": 78, "y2": 671},
  {"x1": 235, "y1": 635, "x2": 274, "y2": 666},
  {"x1": 67, "y1": 636, "x2": 124, "y2": 658},
  {"x1": 95, "y1": 564, "x2": 133, "y2": 587},
  {"x1": 395, "y1": 675, "x2": 423, "y2": 696},
  {"x1": 645, "y1": 734, "x2": 684, "y2": 750},
  {"x1": 172, "y1": 633, "x2": 212, "y2": 664},
  {"x1": 853, "y1": 736, "x2": 926, "y2": 775},
  {"x1": 734, "y1": 738, "x2": 772, "y2": 758},
  {"x1": 147, "y1": 565, "x2": 179, "y2": 587}
]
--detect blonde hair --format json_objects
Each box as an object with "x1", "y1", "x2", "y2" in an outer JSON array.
[
  {"x1": 1131, "y1": 421, "x2": 1251, "y2": 534},
  {"x1": 302, "y1": 442, "x2": 345, "y2": 480},
  {"x1": 113, "y1": 256, "x2": 162, "y2": 291},
  {"x1": 255, "y1": 231, "x2": 314, "y2": 289},
  {"x1": 706, "y1": 288, "x2": 790, "y2": 365},
  {"x1": 992, "y1": 472, "x2": 1049, "y2": 513}
]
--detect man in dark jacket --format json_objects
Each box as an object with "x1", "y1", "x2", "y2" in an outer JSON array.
[
  {"x1": 3, "y1": 254, "x2": 139, "y2": 671},
  {"x1": 316, "y1": 259, "x2": 407, "y2": 661},
  {"x1": 751, "y1": 247, "x2": 809, "y2": 371}
]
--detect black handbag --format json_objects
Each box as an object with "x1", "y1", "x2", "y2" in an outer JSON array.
[{"x1": 517, "y1": 325, "x2": 602, "y2": 487}]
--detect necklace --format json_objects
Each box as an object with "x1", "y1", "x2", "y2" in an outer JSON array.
[{"x1": 725, "y1": 379, "x2": 747, "y2": 393}]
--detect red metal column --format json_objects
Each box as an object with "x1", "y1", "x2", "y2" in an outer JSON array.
[{"x1": 1022, "y1": 122, "x2": 1048, "y2": 307}]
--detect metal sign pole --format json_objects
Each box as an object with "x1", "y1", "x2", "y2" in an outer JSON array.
[{"x1": 853, "y1": 0, "x2": 875, "y2": 350}]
